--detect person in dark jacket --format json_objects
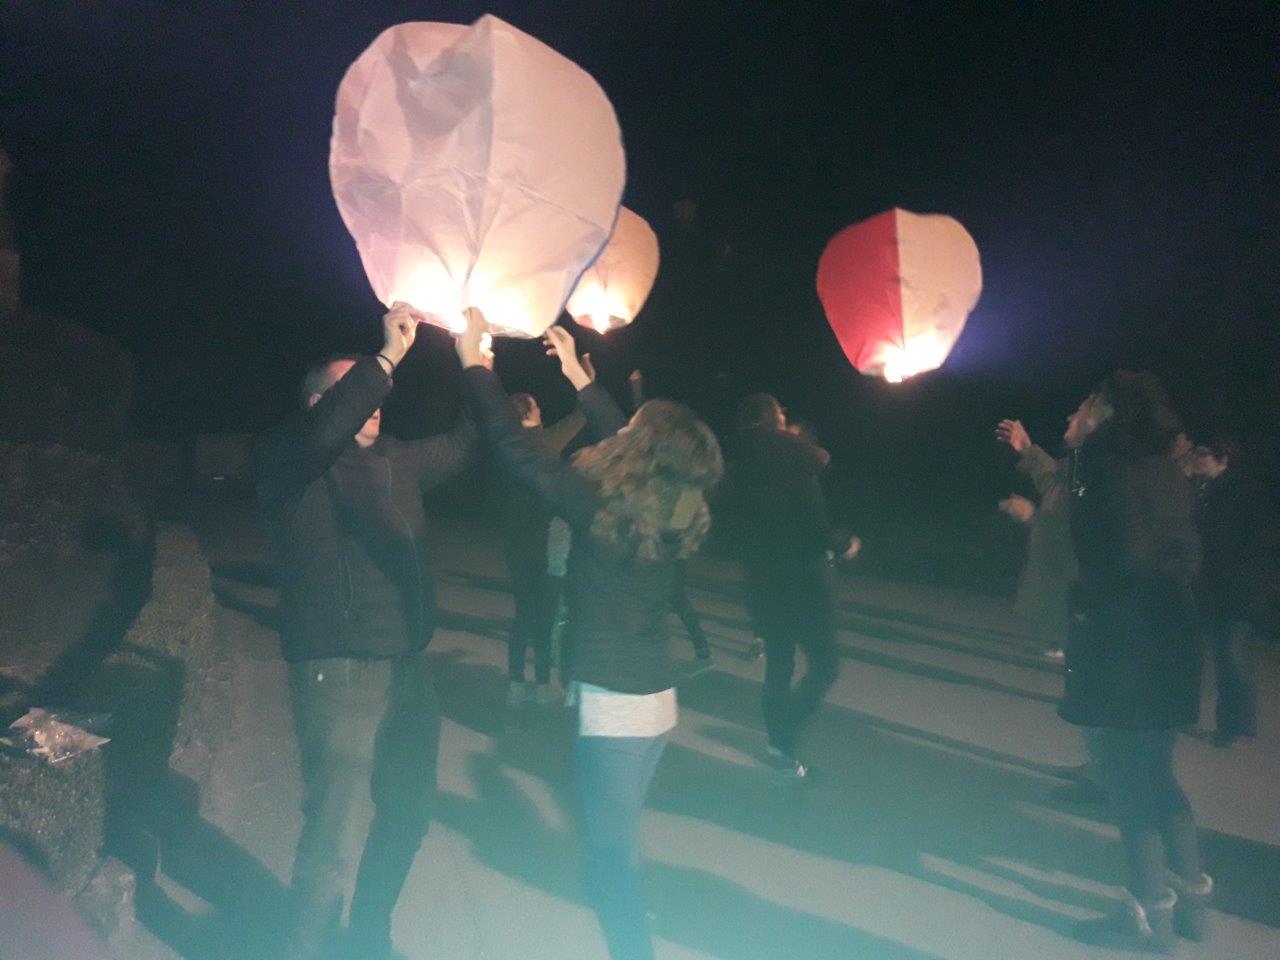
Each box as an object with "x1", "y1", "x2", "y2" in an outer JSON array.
[
  {"x1": 255, "y1": 303, "x2": 476, "y2": 960},
  {"x1": 724, "y1": 394, "x2": 859, "y2": 778},
  {"x1": 457, "y1": 315, "x2": 722, "y2": 960},
  {"x1": 1061, "y1": 371, "x2": 1211, "y2": 952},
  {"x1": 1181, "y1": 434, "x2": 1273, "y2": 746},
  {"x1": 497, "y1": 392, "x2": 585, "y2": 707}
]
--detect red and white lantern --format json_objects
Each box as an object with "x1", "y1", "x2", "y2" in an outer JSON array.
[{"x1": 817, "y1": 209, "x2": 982, "y2": 382}]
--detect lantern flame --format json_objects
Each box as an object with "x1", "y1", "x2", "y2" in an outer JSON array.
[{"x1": 879, "y1": 331, "x2": 952, "y2": 384}]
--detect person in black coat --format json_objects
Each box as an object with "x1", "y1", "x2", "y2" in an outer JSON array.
[
  {"x1": 1062, "y1": 371, "x2": 1211, "y2": 951},
  {"x1": 722, "y1": 394, "x2": 859, "y2": 778},
  {"x1": 495, "y1": 392, "x2": 585, "y2": 707},
  {"x1": 255, "y1": 304, "x2": 476, "y2": 960},
  {"x1": 457, "y1": 315, "x2": 722, "y2": 960},
  {"x1": 1181, "y1": 434, "x2": 1273, "y2": 746}
]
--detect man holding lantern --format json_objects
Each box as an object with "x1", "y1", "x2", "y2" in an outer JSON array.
[{"x1": 255, "y1": 303, "x2": 476, "y2": 960}]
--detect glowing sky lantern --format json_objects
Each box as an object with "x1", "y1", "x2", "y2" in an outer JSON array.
[
  {"x1": 329, "y1": 15, "x2": 625, "y2": 338},
  {"x1": 566, "y1": 207, "x2": 659, "y2": 334},
  {"x1": 817, "y1": 209, "x2": 982, "y2": 383}
]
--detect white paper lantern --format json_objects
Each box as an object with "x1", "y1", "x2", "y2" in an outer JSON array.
[
  {"x1": 566, "y1": 207, "x2": 659, "y2": 333},
  {"x1": 330, "y1": 15, "x2": 626, "y2": 337}
]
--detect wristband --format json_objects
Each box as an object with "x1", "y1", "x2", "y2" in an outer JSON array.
[{"x1": 376, "y1": 352, "x2": 397, "y2": 374}]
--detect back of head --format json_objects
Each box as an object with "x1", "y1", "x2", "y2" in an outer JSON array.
[
  {"x1": 1089, "y1": 370, "x2": 1183, "y2": 460},
  {"x1": 574, "y1": 399, "x2": 724, "y2": 560},
  {"x1": 508, "y1": 393, "x2": 537, "y2": 421},
  {"x1": 736, "y1": 393, "x2": 782, "y2": 436},
  {"x1": 299, "y1": 353, "x2": 363, "y2": 409}
]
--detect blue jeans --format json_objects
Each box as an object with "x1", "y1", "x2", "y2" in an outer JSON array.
[
  {"x1": 1210, "y1": 617, "x2": 1257, "y2": 738},
  {"x1": 574, "y1": 734, "x2": 668, "y2": 960}
]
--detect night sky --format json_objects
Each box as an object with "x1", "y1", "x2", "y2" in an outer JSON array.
[{"x1": 2, "y1": 1, "x2": 1277, "y2": 562}]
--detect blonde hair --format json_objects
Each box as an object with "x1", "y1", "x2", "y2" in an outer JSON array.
[{"x1": 572, "y1": 399, "x2": 723, "y2": 561}]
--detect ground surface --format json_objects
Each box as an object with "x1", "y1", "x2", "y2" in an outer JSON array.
[{"x1": 121, "y1": 494, "x2": 1280, "y2": 960}]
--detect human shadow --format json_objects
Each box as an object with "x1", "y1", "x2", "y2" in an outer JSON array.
[
  {"x1": 431, "y1": 710, "x2": 948, "y2": 960},
  {"x1": 80, "y1": 646, "x2": 289, "y2": 960}
]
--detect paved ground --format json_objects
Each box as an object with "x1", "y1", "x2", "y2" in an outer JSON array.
[{"x1": 125, "y1": 496, "x2": 1280, "y2": 960}]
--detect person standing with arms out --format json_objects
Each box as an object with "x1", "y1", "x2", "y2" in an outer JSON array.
[
  {"x1": 1062, "y1": 372, "x2": 1211, "y2": 952},
  {"x1": 1180, "y1": 433, "x2": 1272, "y2": 747},
  {"x1": 995, "y1": 407, "x2": 1084, "y2": 663},
  {"x1": 255, "y1": 303, "x2": 476, "y2": 960},
  {"x1": 725, "y1": 394, "x2": 859, "y2": 779},
  {"x1": 457, "y1": 315, "x2": 722, "y2": 960},
  {"x1": 497, "y1": 392, "x2": 585, "y2": 707}
]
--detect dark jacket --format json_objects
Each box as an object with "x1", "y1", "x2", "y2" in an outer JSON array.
[
  {"x1": 1060, "y1": 448, "x2": 1202, "y2": 728},
  {"x1": 464, "y1": 366, "x2": 679, "y2": 694},
  {"x1": 1194, "y1": 466, "x2": 1276, "y2": 626},
  {"x1": 496, "y1": 412, "x2": 586, "y2": 565},
  {"x1": 255, "y1": 357, "x2": 476, "y2": 662},
  {"x1": 723, "y1": 427, "x2": 845, "y2": 566}
]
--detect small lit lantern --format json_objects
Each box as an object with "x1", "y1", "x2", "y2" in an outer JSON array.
[
  {"x1": 330, "y1": 15, "x2": 625, "y2": 338},
  {"x1": 566, "y1": 207, "x2": 659, "y2": 334},
  {"x1": 817, "y1": 209, "x2": 982, "y2": 382}
]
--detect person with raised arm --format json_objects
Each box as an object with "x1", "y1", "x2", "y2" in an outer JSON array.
[
  {"x1": 457, "y1": 314, "x2": 722, "y2": 960},
  {"x1": 255, "y1": 303, "x2": 476, "y2": 960}
]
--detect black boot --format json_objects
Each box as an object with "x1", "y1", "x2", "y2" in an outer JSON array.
[{"x1": 1167, "y1": 871, "x2": 1212, "y2": 941}]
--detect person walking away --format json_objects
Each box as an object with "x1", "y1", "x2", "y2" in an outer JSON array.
[
  {"x1": 724, "y1": 393, "x2": 859, "y2": 779},
  {"x1": 1180, "y1": 434, "x2": 1273, "y2": 747},
  {"x1": 255, "y1": 303, "x2": 476, "y2": 960},
  {"x1": 457, "y1": 316, "x2": 722, "y2": 960},
  {"x1": 1061, "y1": 371, "x2": 1212, "y2": 952},
  {"x1": 497, "y1": 392, "x2": 584, "y2": 707}
]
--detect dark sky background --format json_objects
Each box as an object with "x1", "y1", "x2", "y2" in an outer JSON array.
[{"x1": 2, "y1": 1, "x2": 1277, "y2": 572}]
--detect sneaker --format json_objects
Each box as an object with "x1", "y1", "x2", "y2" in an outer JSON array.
[
  {"x1": 1073, "y1": 890, "x2": 1176, "y2": 953},
  {"x1": 532, "y1": 683, "x2": 562, "y2": 708},
  {"x1": 1167, "y1": 872, "x2": 1212, "y2": 941},
  {"x1": 763, "y1": 743, "x2": 809, "y2": 780},
  {"x1": 505, "y1": 680, "x2": 531, "y2": 708}
]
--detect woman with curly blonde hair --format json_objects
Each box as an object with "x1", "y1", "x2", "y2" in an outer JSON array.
[{"x1": 457, "y1": 316, "x2": 721, "y2": 960}]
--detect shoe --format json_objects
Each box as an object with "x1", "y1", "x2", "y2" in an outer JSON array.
[
  {"x1": 1051, "y1": 777, "x2": 1107, "y2": 804},
  {"x1": 1042, "y1": 646, "x2": 1065, "y2": 663},
  {"x1": 532, "y1": 683, "x2": 562, "y2": 708},
  {"x1": 1073, "y1": 890, "x2": 1175, "y2": 953},
  {"x1": 505, "y1": 680, "x2": 531, "y2": 708},
  {"x1": 1167, "y1": 872, "x2": 1212, "y2": 941},
  {"x1": 764, "y1": 743, "x2": 809, "y2": 780},
  {"x1": 747, "y1": 637, "x2": 765, "y2": 661}
]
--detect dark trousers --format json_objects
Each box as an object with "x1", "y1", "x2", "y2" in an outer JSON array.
[
  {"x1": 1084, "y1": 727, "x2": 1201, "y2": 902},
  {"x1": 1210, "y1": 617, "x2": 1257, "y2": 738},
  {"x1": 671, "y1": 561, "x2": 710, "y2": 657},
  {"x1": 745, "y1": 558, "x2": 840, "y2": 754},
  {"x1": 286, "y1": 651, "x2": 440, "y2": 958},
  {"x1": 506, "y1": 550, "x2": 556, "y2": 684},
  {"x1": 574, "y1": 734, "x2": 668, "y2": 960}
]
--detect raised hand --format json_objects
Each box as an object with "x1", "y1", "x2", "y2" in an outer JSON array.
[
  {"x1": 382, "y1": 301, "x2": 427, "y2": 366},
  {"x1": 995, "y1": 418, "x2": 1031, "y2": 453},
  {"x1": 543, "y1": 326, "x2": 592, "y2": 390}
]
